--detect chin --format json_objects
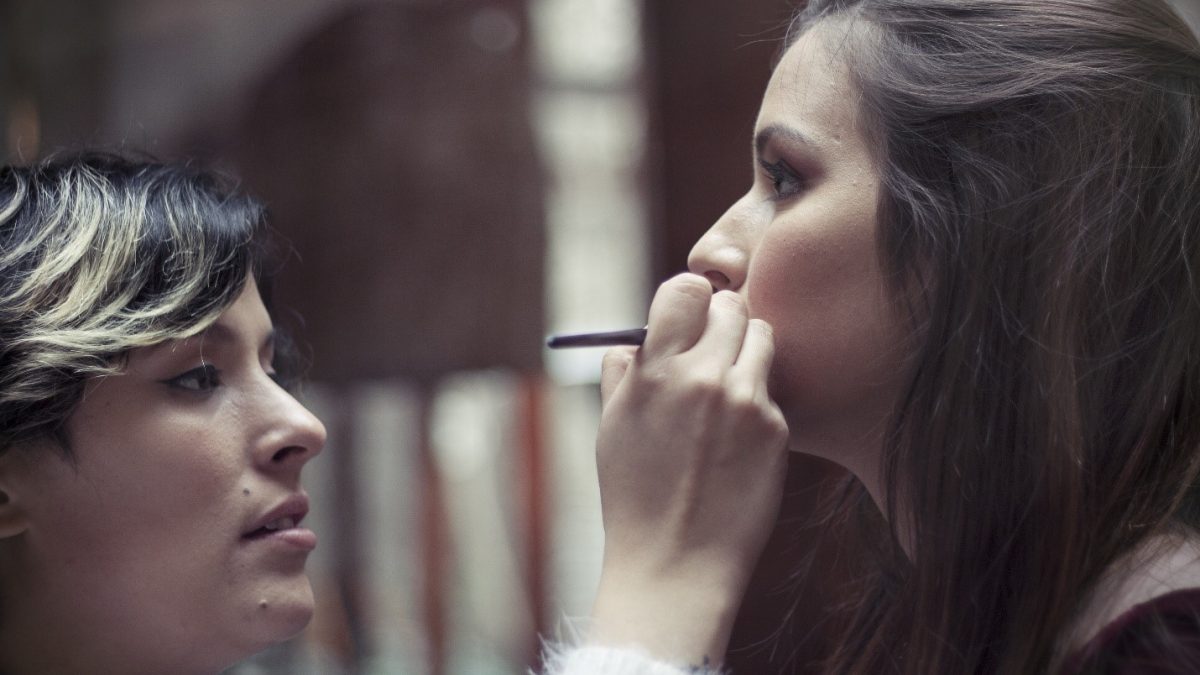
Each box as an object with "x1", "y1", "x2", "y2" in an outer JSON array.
[
  {"x1": 232, "y1": 580, "x2": 317, "y2": 657},
  {"x1": 263, "y1": 582, "x2": 317, "y2": 641},
  {"x1": 271, "y1": 599, "x2": 316, "y2": 641}
]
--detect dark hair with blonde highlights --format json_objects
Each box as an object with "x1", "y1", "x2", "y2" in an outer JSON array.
[
  {"x1": 776, "y1": 1, "x2": 1200, "y2": 673},
  {"x1": 0, "y1": 153, "x2": 268, "y2": 456}
]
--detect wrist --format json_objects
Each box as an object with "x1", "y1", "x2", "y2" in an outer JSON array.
[{"x1": 588, "y1": 566, "x2": 743, "y2": 669}]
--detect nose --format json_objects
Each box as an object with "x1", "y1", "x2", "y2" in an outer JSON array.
[
  {"x1": 687, "y1": 197, "x2": 752, "y2": 292},
  {"x1": 252, "y1": 380, "x2": 327, "y2": 478}
]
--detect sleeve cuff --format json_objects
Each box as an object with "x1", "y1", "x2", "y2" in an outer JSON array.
[{"x1": 541, "y1": 643, "x2": 724, "y2": 675}]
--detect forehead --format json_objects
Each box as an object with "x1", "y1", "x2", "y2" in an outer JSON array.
[
  {"x1": 129, "y1": 276, "x2": 273, "y2": 363},
  {"x1": 756, "y1": 24, "x2": 865, "y2": 145}
]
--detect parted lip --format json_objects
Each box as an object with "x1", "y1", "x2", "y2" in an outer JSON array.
[{"x1": 243, "y1": 493, "x2": 310, "y2": 537}]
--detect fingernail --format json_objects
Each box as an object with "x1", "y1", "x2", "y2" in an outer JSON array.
[{"x1": 750, "y1": 319, "x2": 773, "y2": 336}]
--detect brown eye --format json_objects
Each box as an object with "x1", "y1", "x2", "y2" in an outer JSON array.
[
  {"x1": 164, "y1": 364, "x2": 222, "y2": 392},
  {"x1": 759, "y1": 159, "x2": 806, "y2": 199}
]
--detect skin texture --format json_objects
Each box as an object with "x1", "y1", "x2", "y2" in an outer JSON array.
[
  {"x1": 688, "y1": 22, "x2": 904, "y2": 493},
  {"x1": 0, "y1": 277, "x2": 326, "y2": 675},
  {"x1": 588, "y1": 25, "x2": 898, "y2": 667}
]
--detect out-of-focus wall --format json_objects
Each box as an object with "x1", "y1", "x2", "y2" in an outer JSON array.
[
  {"x1": 1173, "y1": 0, "x2": 1200, "y2": 33},
  {"x1": 0, "y1": 0, "x2": 379, "y2": 161}
]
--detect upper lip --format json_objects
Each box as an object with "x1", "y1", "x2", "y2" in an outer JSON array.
[{"x1": 243, "y1": 493, "x2": 310, "y2": 536}]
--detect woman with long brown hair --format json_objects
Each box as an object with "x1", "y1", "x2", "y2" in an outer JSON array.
[{"x1": 546, "y1": 0, "x2": 1200, "y2": 672}]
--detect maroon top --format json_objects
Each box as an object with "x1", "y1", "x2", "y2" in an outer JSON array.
[{"x1": 1060, "y1": 588, "x2": 1200, "y2": 674}]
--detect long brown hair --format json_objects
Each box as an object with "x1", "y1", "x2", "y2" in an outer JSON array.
[{"x1": 781, "y1": 1, "x2": 1200, "y2": 672}]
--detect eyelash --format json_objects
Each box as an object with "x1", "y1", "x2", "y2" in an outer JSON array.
[
  {"x1": 164, "y1": 364, "x2": 222, "y2": 393},
  {"x1": 759, "y1": 159, "x2": 806, "y2": 199}
]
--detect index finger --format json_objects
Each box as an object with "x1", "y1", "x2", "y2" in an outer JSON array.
[
  {"x1": 730, "y1": 319, "x2": 776, "y2": 392},
  {"x1": 600, "y1": 346, "x2": 637, "y2": 408},
  {"x1": 689, "y1": 290, "x2": 749, "y2": 366},
  {"x1": 640, "y1": 273, "x2": 713, "y2": 360}
]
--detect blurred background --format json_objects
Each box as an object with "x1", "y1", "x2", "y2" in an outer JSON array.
[{"x1": 2, "y1": 1, "x2": 1197, "y2": 673}]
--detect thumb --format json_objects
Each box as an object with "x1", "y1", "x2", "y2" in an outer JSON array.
[{"x1": 600, "y1": 346, "x2": 636, "y2": 408}]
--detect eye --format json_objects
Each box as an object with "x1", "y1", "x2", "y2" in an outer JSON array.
[
  {"x1": 266, "y1": 368, "x2": 287, "y2": 389},
  {"x1": 267, "y1": 331, "x2": 301, "y2": 392},
  {"x1": 163, "y1": 364, "x2": 222, "y2": 393},
  {"x1": 759, "y1": 158, "x2": 806, "y2": 199}
]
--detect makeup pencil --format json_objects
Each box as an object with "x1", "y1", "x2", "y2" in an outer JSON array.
[{"x1": 546, "y1": 327, "x2": 647, "y2": 349}]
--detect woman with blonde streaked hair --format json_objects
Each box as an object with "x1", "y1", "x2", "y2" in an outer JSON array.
[
  {"x1": 545, "y1": 0, "x2": 1200, "y2": 673},
  {"x1": 0, "y1": 153, "x2": 326, "y2": 674}
]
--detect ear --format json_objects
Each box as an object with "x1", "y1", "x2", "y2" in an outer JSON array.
[{"x1": 0, "y1": 450, "x2": 32, "y2": 539}]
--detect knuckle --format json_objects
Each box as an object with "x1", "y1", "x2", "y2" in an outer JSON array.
[
  {"x1": 662, "y1": 273, "x2": 713, "y2": 303},
  {"x1": 731, "y1": 393, "x2": 788, "y2": 437},
  {"x1": 601, "y1": 347, "x2": 633, "y2": 370},
  {"x1": 665, "y1": 369, "x2": 726, "y2": 409},
  {"x1": 765, "y1": 408, "x2": 790, "y2": 443},
  {"x1": 726, "y1": 386, "x2": 760, "y2": 416},
  {"x1": 686, "y1": 369, "x2": 726, "y2": 397},
  {"x1": 711, "y1": 290, "x2": 747, "y2": 316},
  {"x1": 630, "y1": 362, "x2": 670, "y2": 392}
]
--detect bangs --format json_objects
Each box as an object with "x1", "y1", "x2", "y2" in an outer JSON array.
[{"x1": 0, "y1": 152, "x2": 267, "y2": 450}]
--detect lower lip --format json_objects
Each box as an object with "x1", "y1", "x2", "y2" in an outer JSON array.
[{"x1": 244, "y1": 528, "x2": 318, "y2": 551}]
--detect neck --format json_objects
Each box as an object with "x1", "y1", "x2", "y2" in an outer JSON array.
[{"x1": 787, "y1": 408, "x2": 915, "y2": 556}]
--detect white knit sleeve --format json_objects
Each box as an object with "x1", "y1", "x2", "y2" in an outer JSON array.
[
  {"x1": 540, "y1": 644, "x2": 705, "y2": 675},
  {"x1": 536, "y1": 616, "x2": 727, "y2": 675}
]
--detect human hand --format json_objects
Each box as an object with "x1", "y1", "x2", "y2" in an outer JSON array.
[{"x1": 588, "y1": 273, "x2": 790, "y2": 667}]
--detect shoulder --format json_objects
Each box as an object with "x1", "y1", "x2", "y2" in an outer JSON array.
[
  {"x1": 1061, "y1": 587, "x2": 1200, "y2": 675},
  {"x1": 1060, "y1": 531, "x2": 1200, "y2": 674}
]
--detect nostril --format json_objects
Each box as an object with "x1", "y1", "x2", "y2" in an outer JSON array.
[
  {"x1": 271, "y1": 446, "x2": 304, "y2": 463},
  {"x1": 703, "y1": 270, "x2": 731, "y2": 291}
]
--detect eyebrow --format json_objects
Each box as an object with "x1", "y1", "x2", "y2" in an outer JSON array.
[
  {"x1": 195, "y1": 322, "x2": 277, "y2": 353},
  {"x1": 755, "y1": 124, "x2": 820, "y2": 158}
]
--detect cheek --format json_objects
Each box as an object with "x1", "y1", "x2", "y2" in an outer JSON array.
[
  {"x1": 26, "y1": 405, "x2": 254, "y2": 642},
  {"x1": 84, "y1": 402, "x2": 236, "y2": 488},
  {"x1": 52, "y1": 407, "x2": 244, "y2": 564},
  {"x1": 746, "y1": 206, "x2": 902, "y2": 420}
]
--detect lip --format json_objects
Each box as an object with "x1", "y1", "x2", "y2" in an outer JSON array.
[{"x1": 242, "y1": 493, "x2": 314, "y2": 550}]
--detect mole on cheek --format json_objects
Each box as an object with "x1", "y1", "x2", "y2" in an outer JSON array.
[{"x1": 243, "y1": 488, "x2": 251, "y2": 496}]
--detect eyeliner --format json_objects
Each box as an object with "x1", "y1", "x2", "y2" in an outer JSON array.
[{"x1": 546, "y1": 327, "x2": 647, "y2": 349}]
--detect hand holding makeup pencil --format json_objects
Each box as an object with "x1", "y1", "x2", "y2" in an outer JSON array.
[{"x1": 585, "y1": 273, "x2": 790, "y2": 669}]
